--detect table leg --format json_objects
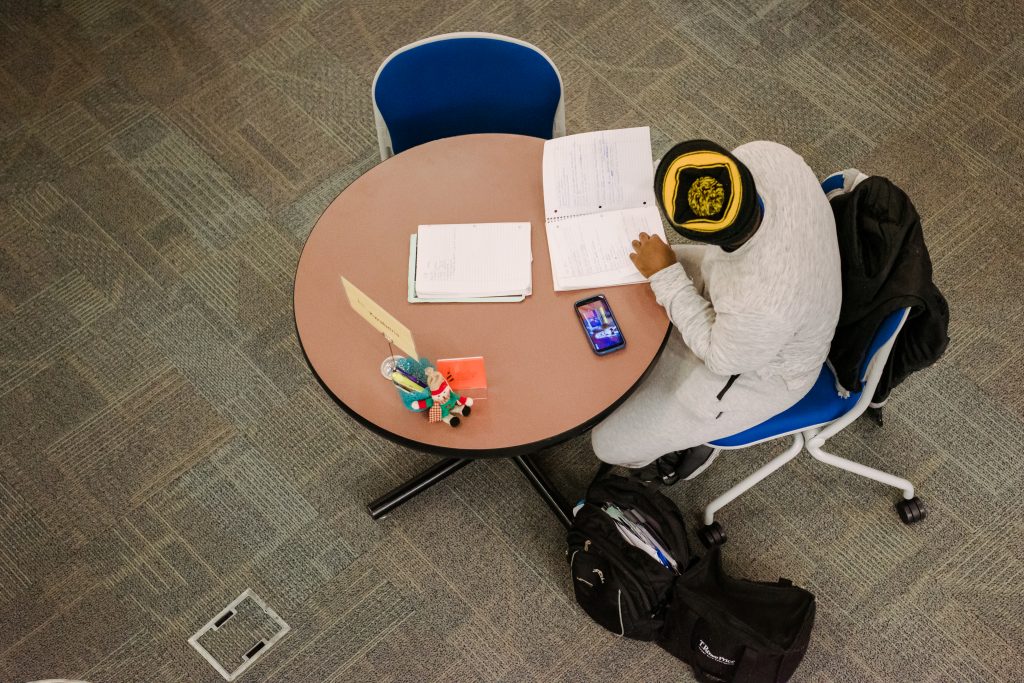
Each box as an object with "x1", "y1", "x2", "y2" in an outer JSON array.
[
  {"x1": 512, "y1": 453, "x2": 573, "y2": 529},
  {"x1": 367, "y1": 457, "x2": 472, "y2": 519}
]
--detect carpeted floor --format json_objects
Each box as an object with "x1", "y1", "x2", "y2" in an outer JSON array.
[{"x1": 2, "y1": 1, "x2": 1023, "y2": 681}]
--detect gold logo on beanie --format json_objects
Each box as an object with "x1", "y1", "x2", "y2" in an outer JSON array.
[
  {"x1": 687, "y1": 176, "x2": 725, "y2": 217},
  {"x1": 660, "y1": 150, "x2": 743, "y2": 233}
]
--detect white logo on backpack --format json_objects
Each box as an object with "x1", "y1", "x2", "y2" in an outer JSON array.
[{"x1": 699, "y1": 639, "x2": 736, "y2": 666}]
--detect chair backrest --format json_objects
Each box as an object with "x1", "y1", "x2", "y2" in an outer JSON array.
[
  {"x1": 805, "y1": 171, "x2": 908, "y2": 440},
  {"x1": 859, "y1": 307, "x2": 910, "y2": 388},
  {"x1": 812, "y1": 307, "x2": 909, "y2": 445},
  {"x1": 372, "y1": 32, "x2": 565, "y2": 160},
  {"x1": 820, "y1": 171, "x2": 845, "y2": 197}
]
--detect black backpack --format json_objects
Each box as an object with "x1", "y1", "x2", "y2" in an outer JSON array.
[
  {"x1": 566, "y1": 476, "x2": 692, "y2": 640},
  {"x1": 567, "y1": 476, "x2": 816, "y2": 682}
]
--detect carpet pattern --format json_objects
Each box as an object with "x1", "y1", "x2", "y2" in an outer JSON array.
[{"x1": 2, "y1": 1, "x2": 1023, "y2": 681}]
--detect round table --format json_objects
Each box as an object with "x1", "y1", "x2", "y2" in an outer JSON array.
[{"x1": 294, "y1": 133, "x2": 670, "y2": 524}]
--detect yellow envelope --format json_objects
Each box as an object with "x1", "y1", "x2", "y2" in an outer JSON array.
[{"x1": 341, "y1": 276, "x2": 418, "y2": 358}]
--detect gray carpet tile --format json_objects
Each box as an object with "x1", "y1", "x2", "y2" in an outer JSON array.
[{"x1": 2, "y1": 0, "x2": 1023, "y2": 681}]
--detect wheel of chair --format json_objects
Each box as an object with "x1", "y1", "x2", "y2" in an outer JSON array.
[
  {"x1": 698, "y1": 521, "x2": 727, "y2": 547},
  {"x1": 896, "y1": 496, "x2": 927, "y2": 524}
]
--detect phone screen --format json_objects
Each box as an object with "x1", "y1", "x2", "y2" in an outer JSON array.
[{"x1": 575, "y1": 295, "x2": 626, "y2": 354}]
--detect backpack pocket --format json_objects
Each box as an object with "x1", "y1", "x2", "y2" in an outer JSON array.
[{"x1": 567, "y1": 506, "x2": 676, "y2": 640}]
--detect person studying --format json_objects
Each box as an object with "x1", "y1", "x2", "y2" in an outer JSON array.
[{"x1": 590, "y1": 139, "x2": 842, "y2": 484}]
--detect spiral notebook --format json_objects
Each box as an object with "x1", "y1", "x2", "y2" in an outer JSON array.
[{"x1": 542, "y1": 127, "x2": 667, "y2": 291}]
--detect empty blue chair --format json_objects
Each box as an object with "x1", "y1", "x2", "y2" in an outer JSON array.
[
  {"x1": 372, "y1": 32, "x2": 565, "y2": 160},
  {"x1": 697, "y1": 171, "x2": 926, "y2": 547}
]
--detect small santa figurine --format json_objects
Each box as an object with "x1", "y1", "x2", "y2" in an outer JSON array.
[{"x1": 404, "y1": 367, "x2": 473, "y2": 427}]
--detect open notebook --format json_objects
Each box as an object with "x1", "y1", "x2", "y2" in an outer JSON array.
[
  {"x1": 409, "y1": 222, "x2": 532, "y2": 303},
  {"x1": 542, "y1": 127, "x2": 668, "y2": 291}
]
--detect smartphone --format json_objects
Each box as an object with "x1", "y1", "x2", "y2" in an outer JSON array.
[{"x1": 574, "y1": 294, "x2": 626, "y2": 355}]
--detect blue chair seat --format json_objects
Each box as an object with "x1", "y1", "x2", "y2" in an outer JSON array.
[
  {"x1": 711, "y1": 365, "x2": 861, "y2": 448},
  {"x1": 710, "y1": 307, "x2": 908, "y2": 448}
]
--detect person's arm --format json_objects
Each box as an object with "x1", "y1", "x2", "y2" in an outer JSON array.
[
  {"x1": 631, "y1": 233, "x2": 788, "y2": 375},
  {"x1": 647, "y1": 263, "x2": 788, "y2": 376},
  {"x1": 672, "y1": 244, "x2": 708, "y2": 298}
]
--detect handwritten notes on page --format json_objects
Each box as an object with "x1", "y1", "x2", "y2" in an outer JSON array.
[
  {"x1": 542, "y1": 127, "x2": 667, "y2": 291},
  {"x1": 546, "y1": 207, "x2": 665, "y2": 291},
  {"x1": 414, "y1": 223, "x2": 532, "y2": 299}
]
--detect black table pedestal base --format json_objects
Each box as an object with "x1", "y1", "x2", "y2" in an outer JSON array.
[
  {"x1": 367, "y1": 457, "x2": 471, "y2": 520},
  {"x1": 366, "y1": 453, "x2": 574, "y2": 528},
  {"x1": 512, "y1": 454, "x2": 572, "y2": 528}
]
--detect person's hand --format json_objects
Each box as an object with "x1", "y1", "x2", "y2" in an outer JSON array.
[{"x1": 629, "y1": 232, "x2": 676, "y2": 278}]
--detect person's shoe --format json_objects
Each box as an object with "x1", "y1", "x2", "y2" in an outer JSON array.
[
  {"x1": 676, "y1": 445, "x2": 721, "y2": 481},
  {"x1": 632, "y1": 452, "x2": 679, "y2": 486},
  {"x1": 631, "y1": 446, "x2": 721, "y2": 486}
]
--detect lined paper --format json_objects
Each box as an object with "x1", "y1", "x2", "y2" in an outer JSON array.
[
  {"x1": 542, "y1": 127, "x2": 657, "y2": 220},
  {"x1": 541, "y1": 127, "x2": 666, "y2": 291},
  {"x1": 545, "y1": 207, "x2": 666, "y2": 291}
]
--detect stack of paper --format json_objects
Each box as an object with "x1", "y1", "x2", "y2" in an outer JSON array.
[
  {"x1": 409, "y1": 223, "x2": 532, "y2": 302},
  {"x1": 542, "y1": 127, "x2": 669, "y2": 291},
  {"x1": 602, "y1": 502, "x2": 678, "y2": 571}
]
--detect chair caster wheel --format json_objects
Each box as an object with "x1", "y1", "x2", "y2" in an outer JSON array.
[
  {"x1": 698, "y1": 522, "x2": 727, "y2": 547},
  {"x1": 896, "y1": 496, "x2": 927, "y2": 524}
]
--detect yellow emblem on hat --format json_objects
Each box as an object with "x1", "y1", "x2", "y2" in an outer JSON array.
[
  {"x1": 661, "y1": 150, "x2": 743, "y2": 232},
  {"x1": 687, "y1": 176, "x2": 725, "y2": 217}
]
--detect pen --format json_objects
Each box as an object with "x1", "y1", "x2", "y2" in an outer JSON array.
[
  {"x1": 654, "y1": 547, "x2": 672, "y2": 570},
  {"x1": 391, "y1": 372, "x2": 426, "y2": 392},
  {"x1": 395, "y1": 367, "x2": 427, "y2": 389}
]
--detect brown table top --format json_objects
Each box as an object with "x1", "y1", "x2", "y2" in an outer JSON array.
[{"x1": 294, "y1": 133, "x2": 670, "y2": 457}]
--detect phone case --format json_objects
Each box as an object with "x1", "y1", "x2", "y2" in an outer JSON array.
[{"x1": 575, "y1": 295, "x2": 626, "y2": 355}]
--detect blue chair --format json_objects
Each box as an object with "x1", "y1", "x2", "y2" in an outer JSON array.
[
  {"x1": 697, "y1": 171, "x2": 926, "y2": 547},
  {"x1": 372, "y1": 32, "x2": 565, "y2": 160}
]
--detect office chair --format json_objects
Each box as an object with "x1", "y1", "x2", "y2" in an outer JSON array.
[
  {"x1": 372, "y1": 32, "x2": 565, "y2": 160},
  {"x1": 696, "y1": 171, "x2": 926, "y2": 547}
]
